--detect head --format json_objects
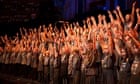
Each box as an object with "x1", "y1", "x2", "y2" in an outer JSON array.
[
  {"x1": 125, "y1": 14, "x2": 131, "y2": 23},
  {"x1": 87, "y1": 40, "x2": 93, "y2": 50},
  {"x1": 34, "y1": 28, "x2": 37, "y2": 32},
  {"x1": 131, "y1": 42, "x2": 139, "y2": 54},
  {"x1": 124, "y1": 35, "x2": 132, "y2": 44},
  {"x1": 96, "y1": 34, "x2": 100, "y2": 41},
  {"x1": 118, "y1": 39, "x2": 127, "y2": 57},
  {"x1": 103, "y1": 45, "x2": 109, "y2": 55},
  {"x1": 72, "y1": 49, "x2": 79, "y2": 56},
  {"x1": 120, "y1": 48, "x2": 127, "y2": 57}
]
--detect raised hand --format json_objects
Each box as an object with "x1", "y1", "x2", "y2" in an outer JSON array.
[
  {"x1": 116, "y1": 6, "x2": 120, "y2": 11},
  {"x1": 136, "y1": 8, "x2": 140, "y2": 24},
  {"x1": 102, "y1": 15, "x2": 105, "y2": 19},
  {"x1": 107, "y1": 10, "x2": 111, "y2": 14},
  {"x1": 136, "y1": 8, "x2": 139, "y2": 13},
  {"x1": 132, "y1": 1, "x2": 136, "y2": 7},
  {"x1": 113, "y1": 10, "x2": 117, "y2": 14}
]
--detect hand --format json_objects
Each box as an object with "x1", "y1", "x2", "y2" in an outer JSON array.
[
  {"x1": 113, "y1": 10, "x2": 117, "y2": 14},
  {"x1": 136, "y1": 8, "x2": 139, "y2": 13},
  {"x1": 16, "y1": 33, "x2": 18, "y2": 36},
  {"x1": 86, "y1": 17, "x2": 90, "y2": 23},
  {"x1": 102, "y1": 15, "x2": 106, "y2": 20},
  {"x1": 116, "y1": 6, "x2": 120, "y2": 10},
  {"x1": 107, "y1": 10, "x2": 111, "y2": 14},
  {"x1": 90, "y1": 16, "x2": 95, "y2": 21},
  {"x1": 132, "y1": 1, "x2": 136, "y2": 7},
  {"x1": 98, "y1": 14, "x2": 101, "y2": 18}
]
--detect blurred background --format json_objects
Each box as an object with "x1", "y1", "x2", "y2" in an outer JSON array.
[{"x1": 0, "y1": 0, "x2": 139, "y2": 36}]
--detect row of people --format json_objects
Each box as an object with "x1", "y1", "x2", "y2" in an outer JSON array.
[{"x1": 0, "y1": 2, "x2": 140, "y2": 84}]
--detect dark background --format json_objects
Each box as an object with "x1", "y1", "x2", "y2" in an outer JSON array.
[{"x1": 0, "y1": 0, "x2": 139, "y2": 36}]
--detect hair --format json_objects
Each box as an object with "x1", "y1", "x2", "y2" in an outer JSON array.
[
  {"x1": 118, "y1": 39, "x2": 126, "y2": 49},
  {"x1": 73, "y1": 49, "x2": 79, "y2": 55},
  {"x1": 87, "y1": 39, "x2": 93, "y2": 43}
]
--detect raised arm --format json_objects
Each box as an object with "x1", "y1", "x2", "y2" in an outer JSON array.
[
  {"x1": 0, "y1": 36, "x2": 5, "y2": 43},
  {"x1": 102, "y1": 15, "x2": 108, "y2": 28},
  {"x1": 23, "y1": 28, "x2": 28, "y2": 37},
  {"x1": 113, "y1": 10, "x2": 124, "y2": 32},
  {"x1": 108, "y1": 31, "x2": 114, "y2": 54},
  {"x1": 116, "y1": 6, "x2": 125, "y2": 23},
  {"x1": 98, "y1": 14, "x2": 102, "y2": 25},
  {"x1": 131, "y1": 1, "x2": 136, "y2": 23},
  {"x1": 19, "y1": 28, "x2": 24, "y2": 36},
  {"x1": 128, "y1": 32, "x2": 140, "y2": 48},
  {"x1": 136, "y1": 8, "x2": 140, "y2": 24},
  {"x1": 113, "y1": 10, "x2": 120, "y2": 21},
  {"x1": 108, "y1": 10, "x2": 114, "y2": 23},
  {"x1": 90, "y1": 16, "x2": 97, "y2": 27}
]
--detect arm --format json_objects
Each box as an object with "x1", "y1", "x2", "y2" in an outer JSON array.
[
  {"x1": 113, "y1": 10, "x2": 120, "y2": 21},
  {"x1": 98, "y1": 14, "x2": 102, "y2": 25},
  {"x1": 116, "y1": 6, "x2": 125, "y2": 23},
  {"x1": 102, "y1": 15, "x2": 108, "y2": 28},
  {"x1": 19, "y1": 28, "x2": 24, "y2": 36},
  {"x1": 23, "y1": 28, "x2": 28, "y2": 36},
  {"x1": 90, "y1": 16, "x2": 97, "y2": 27},
  {"x1": 108, "y1": 10, "x2": 114, "y2": 22},
  {"x1": 128, "y1": 32, "x2": 140, "y2": 48},
  {"x1": 134, "y1": 22, "x2": 139, "y2": 31},
  {"x1": 0, "y1": 36, "x2": 5, "y2": 43},
  {"x1": 131, "y1": 1, "x2": 136, "y2": 23},
  {"x1": 133, "y1": 24, "x2": 139, "y2": 38},
  {"x1": 112, "y1": 10, "x2": 124, "y2": 32},
  {"x1": 108, "y1": 31, "x2": 114, "y2": 54},
  {"x1": 114, "y1": 40, "x2": 121, "y2": 56},
  {"x1": 86, "y1": 17, "x2": 90, "y2": 25},
  {"x1": 136, "y1": 8, "x2": 140, "y2": 24}
]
